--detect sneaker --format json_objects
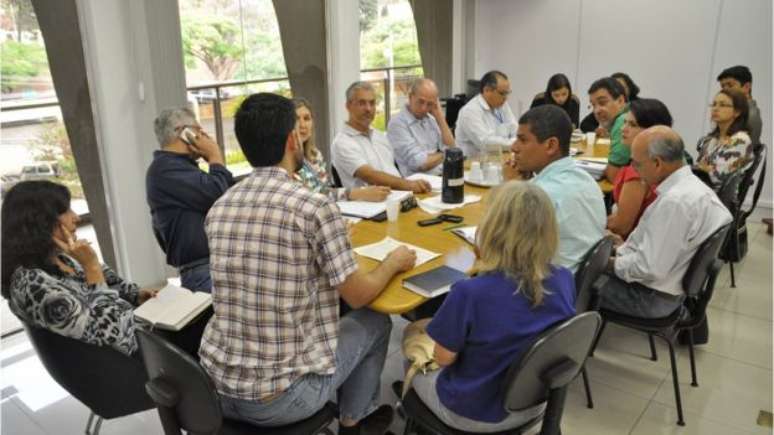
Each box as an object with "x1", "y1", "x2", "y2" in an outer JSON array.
[{"x1": 338, "y1": 405, "x2": 395, "y2": 435}]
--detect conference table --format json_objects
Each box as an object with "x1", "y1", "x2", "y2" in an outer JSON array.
[{"x1": 355, "y1": 137, "x2": 612, "y2": 315}]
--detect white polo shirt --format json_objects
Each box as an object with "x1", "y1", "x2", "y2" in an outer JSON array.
[
  {"x1": 331, "y1": 123, "x2": 401, "y2": 188},
  {"x1": 455, "y1": 94, "x2": 517, "y2": 158}
]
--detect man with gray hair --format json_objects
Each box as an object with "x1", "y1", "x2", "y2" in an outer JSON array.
[
  {"x1": 145, "y1": 106, "x2": 234, "y2": 292},
  {"x1": 332, "y1": 81, "x2": 432, "y2": 192},
  {"x1": 387, "y1": 78, "x2": 455, "y2": 176},
  {"x1": 599, "y1": 126, "x2": 732, "y2": 318}
]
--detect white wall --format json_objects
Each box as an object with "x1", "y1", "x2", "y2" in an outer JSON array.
[
  {"x1": 325, "y1": 0, "x2": 361, "y2": 140},
  {"x1": 474, "y1": 0, "x2": 772, "y2": 209}
]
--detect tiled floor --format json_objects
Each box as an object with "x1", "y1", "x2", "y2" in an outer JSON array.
[{"x1": 2, "y1": 223, "x2": 771, "y2": 434}]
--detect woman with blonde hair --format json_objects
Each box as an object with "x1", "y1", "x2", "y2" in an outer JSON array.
[
  {"x1": 293, "y1": 98, "x2": 390, "y2": 201},
  {"x1": 404, "y1": 181, "x2": 577, "y2": 432}
]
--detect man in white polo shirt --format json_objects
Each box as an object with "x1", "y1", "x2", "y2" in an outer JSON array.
[
  {"x1": 332, "y1": 81, "x2": 432, "y2": 193},
  {"x1": 455, "y1": 70, "x2": 517, "y2": 159}
]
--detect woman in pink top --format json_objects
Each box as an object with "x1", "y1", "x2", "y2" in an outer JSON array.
[{"x1": 607, "y1": 98, "x2": 673, "y2": 238}]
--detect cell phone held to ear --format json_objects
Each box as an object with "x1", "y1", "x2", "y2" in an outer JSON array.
[{"x1": 179, "y1": 127, "x2": 197, "y2": 146}]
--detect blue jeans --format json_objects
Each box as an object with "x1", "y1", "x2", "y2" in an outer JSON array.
[
  {"x1": 179, "y1": 258, "x2": 212, "y2": 292},
  {"x1": 220, "y1": 308, "x2": 392, "y2": 426},
  {"x1": 598, "y1": 273, "x2": 684, "y2": 318}
]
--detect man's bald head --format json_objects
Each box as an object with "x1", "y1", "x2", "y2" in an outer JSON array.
[
  {"x1": 407, "y1": 78, "x2": 440, "y2": 119},
  {"x1": 631, "y1": 126, "x2": 685, "y2": 186}
]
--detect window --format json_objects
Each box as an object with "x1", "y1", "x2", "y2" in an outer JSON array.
[
  {"x1": 178, "y1": 0, "x2": 289, "y2": 176},
  {"x1": 359, "y1": 0, "x2": 423, "y2": 131}
]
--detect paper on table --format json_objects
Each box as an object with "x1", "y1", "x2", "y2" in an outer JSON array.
[
  {"x1": 450, "y1": 226, "x2": 477, "y2": 245},
  {"x1": 406, "y1": 173, "x2": 443, "y2": 192},
  {"x1": 418, "y1": 194, "x2": 481, "y2": 214},
  {"x1": 337, "y1": 190, "x2": 413, "y2": 218},
  {"x1": 353, "y1": 236, "x2": 441, "y2": 267}
]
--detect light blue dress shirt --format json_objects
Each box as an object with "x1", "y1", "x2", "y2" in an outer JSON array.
[
  {"x1": 532, "y1": 157, "x2": 606, "y2": 272},
  {"x1": 387, "y1": 105, "x2": 444, "y2": 176}
]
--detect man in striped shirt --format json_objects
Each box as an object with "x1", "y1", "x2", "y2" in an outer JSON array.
[{"x1": 199, "y1": 93, "x2": 416, "y2": 434}]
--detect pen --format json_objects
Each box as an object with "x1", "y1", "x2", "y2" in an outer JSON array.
[{"x1": 442, "y1": 223, "x2": 467, "y2": 231}]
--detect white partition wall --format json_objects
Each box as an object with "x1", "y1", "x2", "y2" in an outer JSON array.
[{"x1": 473, "y1": 0, "x2": 772, "y2": 210}]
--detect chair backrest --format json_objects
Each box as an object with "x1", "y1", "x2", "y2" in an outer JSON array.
[
  {"x1": 716, "y1": 172, "x2": 743, "y2": 216},
  {"x1": 330, "y1": 164, "x2": 343, "y2": 188},
  {"x1": 503, "y1": 312, "x2": 602, "y2": 411},
  {"x1": 739, "y1": 144, "x2": 767, "y2": 219},
  {"x1": 682, "y1": 223, "x2": 732, "y2": 298},
  {"x1": 136, "y1": 329, "x2": 223, "y2": 435},
  {"x1": 24, "y1": 324, "x2": 152, "y2": 419},
  {"x1": 574, "y1": 238, "x2": 613, "y2": 312}
]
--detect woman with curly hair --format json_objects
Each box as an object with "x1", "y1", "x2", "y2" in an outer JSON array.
[{"x1": 1, "y1": 180, "x2": 157, "y2": 356}]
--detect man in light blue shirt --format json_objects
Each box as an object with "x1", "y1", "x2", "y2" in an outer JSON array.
[
  {"x1": 387, "y1": 78, "x2": 455, "y2": 176},
  {"x1": 505, "y1": 105, "x2": 606, "y2": 271}
]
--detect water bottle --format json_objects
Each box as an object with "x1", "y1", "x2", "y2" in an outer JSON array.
[{"x1": 442, "y1": 148, "x2": 464, "y2": 203}]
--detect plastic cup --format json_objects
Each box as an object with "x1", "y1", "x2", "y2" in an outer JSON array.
[
  {"x1": 386, "y1": 198, "x2": 400, "y2": 222},
  {"x1": 469, "y1": 161, "x2": 482, "y2": 181},
  {"x1": 586, "y1": 132, "x2": 596, "y2": 146},
  {"x1": 484, "y1": 164, "x2": 499, "y2": 184}
]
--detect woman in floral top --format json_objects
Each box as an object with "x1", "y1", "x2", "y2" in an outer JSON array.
[
  {"x1": 696, "y1": 89, "x2": 753, "y2": 187},
  {"x1": 294, "y1": 98, "x2": 390, "y2": 201},
  {"x1": 1, "y1": 181, "x2": 157, "y2": 356}
]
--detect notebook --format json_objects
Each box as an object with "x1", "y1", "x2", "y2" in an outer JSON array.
[
  {"x1": 134, "y1": 284, "x2": 212, "y2": 331},
  {"x1": 337, "y1": 191, "x2": 413, "y2": 219},
  {"x1": 450, "y1": 226, "x2": 477, "y2": 245},
  {"x1": 402, "y1": 265, "x2": 468, "y2": 298}
]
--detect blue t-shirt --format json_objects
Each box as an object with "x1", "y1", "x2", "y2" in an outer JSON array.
[{"x1": 426, "y1": 268, "x2": 576, "y2": 423}]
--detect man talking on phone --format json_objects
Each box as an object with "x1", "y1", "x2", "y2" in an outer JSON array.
[{"x1": 145, "y1": 106, "x2": 234, "y2": 292}]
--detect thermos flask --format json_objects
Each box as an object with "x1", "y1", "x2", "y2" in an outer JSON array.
[{"x1": 442, "y1": 148, "x2": 464, "y2": 203}]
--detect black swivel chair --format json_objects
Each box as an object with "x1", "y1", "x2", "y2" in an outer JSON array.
[
  {"x1": 589, "y1": 223, "x2": 732, "y2": 426},
  {"x1": 572, "y1": 237, "x2": 614, "y2": 409},
  {"x1": 398, "y1": 312, "x2": 602, "y2": 435},
  {"x1": 721, "y1": 144, "x2": 767, "y2": 287},
  {"x1": 330, "y1": 165, "x2": 343, "y2": 188},
  {"x1": 24, "y1": 324, "x2": 154, "y2": 435},
  {"x1": 135, "y1": 329, "x2": 336, "y2": 435}
]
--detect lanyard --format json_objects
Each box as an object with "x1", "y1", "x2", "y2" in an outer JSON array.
[{"x1": 493, "y1": 109, "x2": 504, "y2": 124}]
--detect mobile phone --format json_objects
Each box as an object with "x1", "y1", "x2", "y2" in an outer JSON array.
[
  {"x1": 439, "y1": 214, "x2": 463, "y2": 223},
  {"x1": 179, "y1": 127, "x2": 197, "y2": 146},
  {"x1": 418, "y1": 217, "x2": 443, "y2": 227}
]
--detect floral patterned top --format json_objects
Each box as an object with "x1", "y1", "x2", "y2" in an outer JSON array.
[
  {"x1": 293, "y1": 148, "x2": 349, "y2": 201},
  {"x1": 7, "y1": 253, "x2": 141, "y2": 356},
  {"x1": 696, "y1": 131, "x2": 753, "y2": 186}
]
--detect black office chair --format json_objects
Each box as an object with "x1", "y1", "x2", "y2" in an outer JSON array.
[
  {"x1": 330, "y1": 164, "x2": 343, "y2": 188},
  {"x1": 720, "y1": 144, "x2": 767, "y2": 287},
  {"x1": 135, "y1": 329, "x2": 336, "y2": 435},
  {"x1": 397, "y1": 312, "x2": 602, "y2": 435},
  {"x1": 589, "y1": 223, "x2": 732, "y2": 426},
  {"x1": 441, "y1": 94, "x2": 467, "y2": 131},
  {"x1": 572, "y1": 237, "x2": 614, "y2": 409},
  {"x1": 24, "y1": 324, "x2": 154, "y2": 435}
]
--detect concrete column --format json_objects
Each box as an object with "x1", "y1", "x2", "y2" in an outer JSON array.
[
  {"x1": 272, "y1": 0, "x2": 332, "y2": 159},
  {"x1": 325, "y1": 0, "x2": 361, "y2": 142},
  {"x1": 409, "y1": 0, "x2": 454, "y2": 97}
]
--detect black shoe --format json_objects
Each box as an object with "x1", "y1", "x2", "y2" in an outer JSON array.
[{"x1": 338, "y1": 405, "x2": 395, "y2": 435}]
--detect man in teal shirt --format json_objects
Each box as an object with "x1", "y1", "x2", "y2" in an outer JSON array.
[
  {"x1": 504, "y1": 105, "x2": 606, "y2": 271},
  {"x1": 588, "y1": 77, "x2": 628, "y2": 182}
]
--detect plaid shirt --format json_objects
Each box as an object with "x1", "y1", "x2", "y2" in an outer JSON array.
[{"x1": 199, "y1": 166, "x2": 358, "y2": 401}]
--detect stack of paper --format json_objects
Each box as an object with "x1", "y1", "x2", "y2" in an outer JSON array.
[
  {"x1": 418, "y1": 194, "x2": 481, "y2": 214},
  {"x1": 337, "y1": 191, "x2": 413, "y2": 219},
  {"x1": 353, "y1": 236, "x2": 440, "y2": 267},
  {"x1": 406, "y1": 173, "x2": 443, "y2": 192},
  {"x1": 450, "y1": 226, "x2": 477, "y2": 245},
  {"x1": 575, "y1": 159, "x2": 607, "y2": 180}
]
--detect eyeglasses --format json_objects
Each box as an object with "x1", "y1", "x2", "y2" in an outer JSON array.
[
  {"x1": 709, "y1": 102, "x2": 734, "y2": 108},
  {"x1": 496, "y1": 89, "x2": 511, "y2": 97}
]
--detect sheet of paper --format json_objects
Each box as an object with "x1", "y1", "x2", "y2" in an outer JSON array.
[
  {"x1": 417, "y1": 194, "x2": 481, "y2": 214},
  {"x1": 451, "y1": 226, "x2": 477, "y2": 245},
  {"x1": 337, "y1": 191, "x2": 413, "y2": 218},
  {"x1": 406, "y1": 173, "x2": 443, "y2": 192},
  {"x1": 353, "y1": 236, "x2": 441, "y2": 267}
]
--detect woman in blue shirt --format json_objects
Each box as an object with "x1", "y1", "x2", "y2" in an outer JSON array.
[{"x1": 411, "y1": 180, "x2": 577, "y2": 432}]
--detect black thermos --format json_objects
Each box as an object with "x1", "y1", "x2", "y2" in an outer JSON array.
[{"x1": 442, "y1": 148, "x2": 464, "y2": 203}]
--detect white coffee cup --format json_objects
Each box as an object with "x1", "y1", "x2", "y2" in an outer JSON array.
[
  {"x1": 586, "y1": 132, "x2": 596, "y2": 146},
  {"x1": 386, "y1": 198, "x2": 400, "y2": 222},
  {"x1": 469, "y1": 161, "x2": 483, "y2": 181}
]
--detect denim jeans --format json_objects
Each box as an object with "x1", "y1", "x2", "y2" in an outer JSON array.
[
  {"x1": 179, "y1": 258, "x2": 212, "y2": 292},
  {"x1": 220, "y1": 308, "x2": 392, "y2": 426},
  {"x1": 598, "y1": 273, "x2": 684, "y2": 318}
]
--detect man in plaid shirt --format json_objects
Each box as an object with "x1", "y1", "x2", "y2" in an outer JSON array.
[{"x1": 199, "y1": 93, "x2": 416, "y2": 434}]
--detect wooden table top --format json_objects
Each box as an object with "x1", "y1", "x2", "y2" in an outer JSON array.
[{"x1": 358, "y1": 138, "x2": 611, "y2": 314}]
